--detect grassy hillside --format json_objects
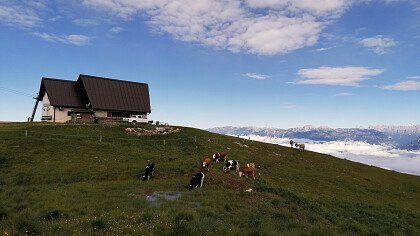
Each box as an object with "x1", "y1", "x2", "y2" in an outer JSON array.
[{"x1": 0, "y1": 123, "x2": 419, "y2": 235}]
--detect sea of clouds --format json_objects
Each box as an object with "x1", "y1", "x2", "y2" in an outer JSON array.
[{"x1": 235, "y1": 135, "x2": 420, "y2": 176}]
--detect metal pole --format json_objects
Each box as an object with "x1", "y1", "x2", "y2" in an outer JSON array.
[
  {"x1": 164, "y1": 140, "x2": 166, "y2": 145},
  {"x1": 25, "y1": 130, "x2": 28, "y2": 137},
  {"x1": 195, "y1": 136, "x2": 197, "y2": 142}
]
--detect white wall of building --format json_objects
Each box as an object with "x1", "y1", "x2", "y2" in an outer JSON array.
[
  {"x1": 94, "y1": 110, "x2": 108, "y2": 118},
  {"x1": 41, "y1": 93, "x2": 71, "y2": 122}
]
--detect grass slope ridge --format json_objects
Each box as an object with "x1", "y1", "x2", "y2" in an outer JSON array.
[{"x1": 0, "y1": 123, "x2": 419, "y2": 235}]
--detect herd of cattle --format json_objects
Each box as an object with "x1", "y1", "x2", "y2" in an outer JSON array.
[
  {"x1": 290, "y1": 140, "x2": 305, "y2": 151},
  {"x1": 192, "y1": 152, "x2": 258, "y2": 190},
  {"x1": 140, "y1": 152, "x2": 257, "y2": 191},
  {"x1": 142, "y1": 142, "x2": 306, "y2": 191}
]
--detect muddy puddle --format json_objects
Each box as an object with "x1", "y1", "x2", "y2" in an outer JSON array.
[{"x1": 146, "y1": 192, "x2": 182, "y2": 203}]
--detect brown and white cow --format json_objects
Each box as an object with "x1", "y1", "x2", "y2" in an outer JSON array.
[
  {"x1": 212, "y1": 152, "x2": 227, "y2": 162},
  {"x1": 246, "y1": 163, "x2": 255, "y2": 168},
  {"x1": 298, "y1": 143, "x2": 305, "y2": 152},
  {"x1": 238, "y1": 164, "x2": 257, "y2": 179},
  {"x1": 202, "y1": 158, "x2": 212, "y2": 171}
]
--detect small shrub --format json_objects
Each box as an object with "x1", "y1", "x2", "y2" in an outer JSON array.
[
  {"x1": 170, "y1": 211, "x2": 197, "y2": 236},
  {"x1": 91, "y1": 218, "x2": 108, "y2": 231},
  {"x1": 15, "y1": 172, "x2": 31, "y2": 185},
  {"x1": 15, "y1": 215, "x2": 40, "y2": 235},
  {"x1": 174, "y1": 211, "x2": 195, "y2": 223},
  {"x1": 140, "y1": 213, "x2": 152, "y2": 223},
  {"x1": 41, "y1": 210, "x2": 66, "y2": 221},
  {"x1": 170, "y1": 222, "x2": 195, "y2": 236},
  {"x1": 0, "y1": 207, "x2": 8, "y2": 220},
  {"x1": 224, "y1": 204, "x2": 232, "y2": 212},
  {"x1": 247, "y1": 215, "x2": 261, "y2": 228}
]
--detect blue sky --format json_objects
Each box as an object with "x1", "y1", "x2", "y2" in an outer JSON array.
[{"x1": 0, "y1": 0, "x2": 419, "y2": 129}]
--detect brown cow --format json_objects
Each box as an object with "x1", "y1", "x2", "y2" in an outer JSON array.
[
  {"x1": 238, "y1": 164, "x2": 257, "y2": 179},
  {"x1": 246, "y1": 163, "x2": 255, "y2": 168},
  {"x1": 212, "y1": 152, "x2": 227, "y2": 162},
  {"x1": 202, "y1": 158, "x2": 212, "y2": 171},
  {"x1": 298, "y1": 143, "x2": 305, "y2": 152}
]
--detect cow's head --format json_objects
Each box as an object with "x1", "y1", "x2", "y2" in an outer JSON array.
[
  {"x1": 188, "y1": 184, "x2": 194, "y2": 191},
  {"x1": 238, "y1": 171, "x2": 243, "y2": 177},
  {"x1": 212, "y1": 154, "x2": 216, "y2": 159}
]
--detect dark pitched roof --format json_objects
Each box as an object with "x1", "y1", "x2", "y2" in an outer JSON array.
[
  {"x1": 38, "y1": 78, "x2": 87, "y2": 108},
  {"x1": 38, "y1": 74, "x2": 151, "y2": 113},
  {"x1": 78, "y1": 74, "x2": 151, "y2": 113}
]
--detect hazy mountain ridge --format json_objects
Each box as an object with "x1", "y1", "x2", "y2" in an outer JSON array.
[
  {"x1": 207, "y1": 125, "x2": 420, "y2": 150},
  {"x1": 401, "y1": 137, "x2": 420, "y2": 151}
]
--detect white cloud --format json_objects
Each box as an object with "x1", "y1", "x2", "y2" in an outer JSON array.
[
  {"x1": 0, "y1": 3, "x2": 41, "y2": 28},
  {"x1": 243, "y1": 135, "x2": 420, "y2": 176},
  {"x1": 296, "y1": 66, "x2": 383, "y2": 86},
  {"x1": 73, "y1": 18, "x2": 98, "y2": 27},
  {"x1": 334, "y1": 92, "x2": 354, "y2": 96},
  {"x1": 80, "y1": 0, "x2": 356, "y2": 55},
  {"x1": 381, "y1": 80, "x2": 420, "y2": 91},
  {"x1": 243, "y1": 72, "x2": 270, "y2": 80},
  {"x1": 66, "y1": 35, "x2": 91, "y2": 46},
  {"x1": 32, "y1": 32, "x2": 91, "y2": 46},
  {"x1": 315, "y1": 47, "x2": 333, "y2": 52},
  {"x1": 110, "y1": 26, "x2": 124, "y2": 33},
  {"x1": 407, "y1": 75, "x2": 420, "y2": 80},
  {"x1": 359, "y1": 35, "x2": 397, "y2": 55},
  {"x1": 245, "y1": 0, "x2": 351, "y2": 16}
]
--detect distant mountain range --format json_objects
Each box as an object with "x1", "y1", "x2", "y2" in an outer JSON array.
[{"x1": 207, "y1": 125, "x2": 420, "y2": 150}]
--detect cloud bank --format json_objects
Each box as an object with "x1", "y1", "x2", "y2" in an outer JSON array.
[
  {"x1": 381, "y1": 79, "x2": 420, "y2": 91},
  {"x1": 0, "y1": 2, "x2": 42, "y2": 28},
  {"x1": 334, "y1": 92, "x2": 354, "y2": 96},
  {"x1": 296, "y1": 66, "x2": 383, "y2": 86},
  {"x1": 80, "y1": 0, "x2": 355, "y2": 55},
  {"x1": 240, "y1": 135, "x2": 420, "y2": 176},
  {"x1": 32, "y1": 32, "x2": 91, "y2": 46},
  {"x1": 243, "y1": 73, "x2": 270, "y2": 80},
  {"x1": 359, "y1": 35, "x2": 396, "y2": 55}
]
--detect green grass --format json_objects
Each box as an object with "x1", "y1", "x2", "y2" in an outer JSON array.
[{"x1": 0, "y1": 122, "x2": 419, "y2": 235}]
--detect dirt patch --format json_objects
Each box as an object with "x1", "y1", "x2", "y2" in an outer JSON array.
[
  {"x1": 217, "y1": 172, "x2": 248, "y2": 192},
  {"x1": 125, "y1": 127, "x2": 181, "y2": 136}
]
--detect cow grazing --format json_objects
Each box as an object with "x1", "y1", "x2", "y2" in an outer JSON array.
[
  {"x1": 202, "y1": 158, "x2": 212, "y2": 171},
  {"x1": 142, "y1": 162, "x2": 155, "y2": 181},
  {"x1": 246, "y1": 163, "x2": 255, "y2": 168},
  {"x1": 212, "y1": 152, "x2": 227, "y2": 162},
  {"x1": 298, "y1": 143, "x2": 305, "y2": 152},
  {"x1": 238, "y1": 165, "x2": 257, "y2": 179},
  {"x1": 188, "y1": 172, "x2": 205, "y2": 191},
  {"x1": 223, "y1": 160, "x2": 240, "y2": 172}
]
